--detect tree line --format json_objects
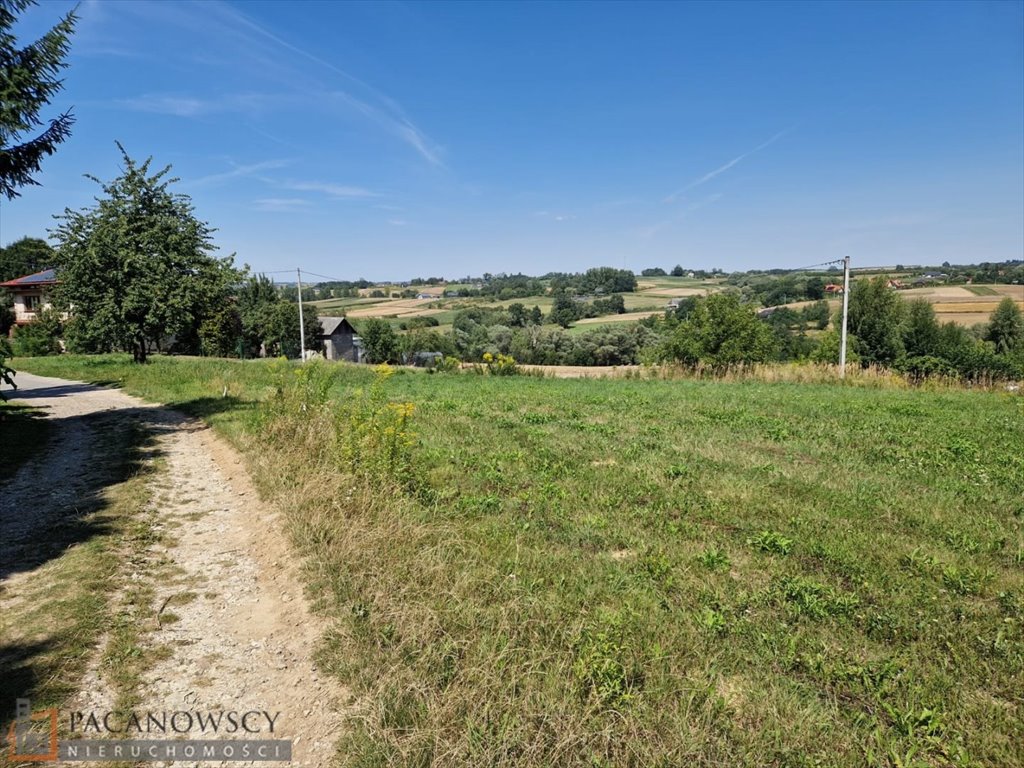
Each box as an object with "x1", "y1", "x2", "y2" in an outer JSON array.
[{"x1": 353, "y1": 285, "x2": 1023, "y2": 381}]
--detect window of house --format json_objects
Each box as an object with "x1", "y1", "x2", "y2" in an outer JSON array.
[{"x1": 24, "y1": 295, "x2": 41, "y2": 311}]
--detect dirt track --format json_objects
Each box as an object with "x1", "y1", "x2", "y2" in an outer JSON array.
[{"x1": 1, "y1": 373, "x2": 345, "y2": 766}]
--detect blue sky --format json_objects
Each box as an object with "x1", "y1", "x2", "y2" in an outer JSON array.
[{"x1": 4, "y1": 0, "x2": 1022, "y2": 281}]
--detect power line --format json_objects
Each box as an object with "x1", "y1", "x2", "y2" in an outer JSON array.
[
  {"x1": 300, "y1": 270, "x2": 353, "y2": 283},
  {"x1": 784, "y1": 259, "x2": 846, "y2": 272},
  {"x1": 249, "y1": 268, "x2": 354, "y2": 282}
]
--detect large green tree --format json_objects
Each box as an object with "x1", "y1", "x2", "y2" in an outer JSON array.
[
  {"x1": 235, "y1": 274, "x2": 320, "y2": 359},
  {"x1": 985, "y1": 297, "x2": 1024, "y2": 355},
  {"x1": 0, "y1": 236, "x2": 54, "y2": 280},
  {"x1": 263, "y1": 301, "x2": 320, "y2": 359},
  {"x1": 0, "y1": 0, "x2": 76, "y2": 199},
  {"x1": 661, "y1": 292, "x2": 779, "y2": 368},
  {"x1": 847, "y1": 276, "x2": 906, "y2": 366},
  {"x1": 51, "y1": 145, "x2": 242, "y2": 362},
  {"x1": 238, "y1": 274, "x2": 281, "y2": 357},
  {"x1": 548, "y1": 292, "x2": 579, "y2": 328},
  {"x1": 360, "y1": 318, "x2": 400, "y2": 363},
  {"x1": 902, "y1": 298, "x2": 941, "y2": 359},
  {"x1": 0, "y1": 237, "x2": 53, "y2": 339}
]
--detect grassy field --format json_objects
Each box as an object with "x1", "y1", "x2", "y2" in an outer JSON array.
[{"x1": 10, "y1": 355, "x2": 1024, "y2": 767}]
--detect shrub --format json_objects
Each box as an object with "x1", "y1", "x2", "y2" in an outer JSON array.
[
  {"x1": 258, "y1": 361, "x2": 417, "y2": 489},
  {"x1": 0, "y1": 337, "x2": 14, "y2": 396},
  {"x1": 334, "y1": 364, "x2": 417, "y2": 484},
  {"x1": 481, "y1": 352, "x2": 518, "y2": 376},
  {"x1": 12, "y1": 307, "x2": 62, "y2": 356},
  {"x1": 434, "y1": 355, "x2": 461, "y2": 373},
  {"x1": 901, "y1": 355, "x2": 957, "y2": 382}
]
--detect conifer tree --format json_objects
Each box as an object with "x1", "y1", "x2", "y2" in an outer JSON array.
[{"x1": 0, "y1": 0, "x2": 77, "y2": 199}]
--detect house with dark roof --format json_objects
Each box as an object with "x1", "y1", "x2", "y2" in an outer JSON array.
[
  {"x1": 0, "y1": 269, "x2": 58, "y2": 333},
  {"x1": 318, "y1": 316, "x2": 364, "y2": 363}
]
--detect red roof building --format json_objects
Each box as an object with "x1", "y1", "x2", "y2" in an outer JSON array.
[{"x1": 0, "y1": 269, "x2": 58, "y2": 331}]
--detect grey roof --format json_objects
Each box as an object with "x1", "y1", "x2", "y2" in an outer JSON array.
[
  {"x1": 0, "y1": 268, "x2": 57, "y2": 287},
  {"x1": 319, "y1": 316, "x2": 357, "y2": 337}
]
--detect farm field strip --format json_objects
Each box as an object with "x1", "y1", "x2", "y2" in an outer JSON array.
[
  {"x1": 932, "y1": 300, "x2": 1024, "y2": 313},
  {"x1": 935, "y1": 312, "x2": 1006, "y2": 326},
  {"x1": 574, "y1": 310, "x2": 662, "y2": 325}
]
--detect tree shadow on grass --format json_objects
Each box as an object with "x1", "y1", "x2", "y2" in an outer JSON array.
[
  {"x1": 0, "y1": 639, "x2": 63, "y2": 731},
  {"x1": 2, "y1": 381, "x2": 122, "y2": 400},
  {"x1": 171, "y1": 394, "x2": 253, "y2": 421},
  {"x1": 1, "y1": 390, "x2": 260, "y2": 582},
  {"x1": 0, "y1": 381, "x2": 265, "y2": 737},
  {"x1": 0, "y1": 406, "x2": 163, "y2": 581}
]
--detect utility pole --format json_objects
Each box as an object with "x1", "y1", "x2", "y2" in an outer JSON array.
[
  {"x1": 839, "y1": 255, "x2": 850, "y2": 378},
  {"x1": 297, "y1": 267, "x2": 306, "y2": 362}
]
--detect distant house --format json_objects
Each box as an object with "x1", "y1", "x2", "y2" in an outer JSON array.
[
  {"x1": 824, "y1": 283, "x2": 844, "y2": 294},
  {"x1": 666, "y1": 298, "x2": 682, "y2": 309},
  {"x1": 415, "y1": 293, "x2": 438, "y2": 300},
  {"x1": 319, "y1": 317, "x2": 363, "y2": 363},
  {"x1": 0, "y1": 268, "x2": 58, "y2": 333}
]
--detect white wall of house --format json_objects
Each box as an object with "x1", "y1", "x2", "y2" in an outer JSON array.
[{"x1": 12, "y1": 290, "x2": 53, "y2": 323}]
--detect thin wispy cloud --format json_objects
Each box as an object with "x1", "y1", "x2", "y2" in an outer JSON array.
[
  {"x1": 664, "y1": 127, "x2": 794, "y2": 202},
  {"x1": 120, "y1": 94, "x2": 208, "y2": 117},
  {"x1": 119, "y1": 92, "x2": 287, "y2": 118},
  {"x1": 71, "y1": 0, "x2": 148, "y2": 60},
  {"x1": 284, "y1": 181, "x2": 380, "y2": 199},
  {"x1": 535, "y1": 210, "x2": 577, "y2": 222},
  {"x1": 330, "y1": 90, "x2": 443, "y2": 167},
  {"x1": 205, "y1": 2, "x2": 445, "y2": 166},
  {"x1": 595, "y1": 198, "x2": 644, "y2": 210},
  {"x1": 105, "y1": 1, "x2": 445, "y2": 167},
  {"x1": 253, "y1": 198, "x2": 311, "y2": 212},
  {"x1": 131, "y1": 0, "x2": 444, "y2": 166},
  {"x1": 189, "y1": 159, "x2": 290, "y2": 187},
  {"x1": 640, "y1": 192, "x2": 725, "y2": 239}
]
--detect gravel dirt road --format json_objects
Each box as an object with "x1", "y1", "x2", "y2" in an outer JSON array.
[{"x1": 1, "y1": 372, "x2": 345, "y2": 766}]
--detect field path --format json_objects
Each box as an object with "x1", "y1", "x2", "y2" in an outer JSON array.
[{"x1": 1, "y1": 372, "x2": 345, "y2": 766}]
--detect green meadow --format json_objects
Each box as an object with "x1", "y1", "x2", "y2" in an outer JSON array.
[{"x1": 12, "y1": 355, "x2": 1024, "y2": 767}]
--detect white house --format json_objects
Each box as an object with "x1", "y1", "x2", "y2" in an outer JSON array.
[{"x1": 1, "y1": 269, "x2": 58, "y2": 333}]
